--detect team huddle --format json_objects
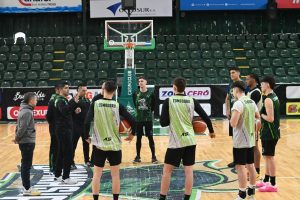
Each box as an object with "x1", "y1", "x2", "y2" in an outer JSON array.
[{"x1": 13, "y1": 71, "x2": 280, "y2": 200}]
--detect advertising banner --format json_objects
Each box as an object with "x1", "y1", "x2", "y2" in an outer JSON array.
[
  {"x1": 90, "y1": 0, "x2": 173, "y2": 18},
  {"x1": 277, "y1": 0, "x2": 300, "y2": 9},
  {"x1": 286, "y1": 102, "x2": 300, "y2": 115},
  {"x1": 0, "y1": 0, "x2": 82, "y2": 13},
  {"x1": 180, "y1": 0, "x2": 268, "y2": 11}
]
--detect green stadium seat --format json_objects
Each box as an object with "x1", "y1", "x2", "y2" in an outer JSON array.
[
  {"x1": 33, "y1": 45, "x2": 43, "y2": 52},
  {"x1": 146, "y1": 60, "x2": 157, "y2": 69},
  {"x1": 246, "y1": 50, "x2": 255, "y2": 58},
  {"x1": 218, "y1": 68, "x2": 228, "y2": 77},
  {"x1": 288, "y1": 67, "x2": 298, "y2": 76},
  {"x1": 226, "y1": 59, "x2": 237, "y2": 67},
  {"x1": 73, "y1": 70, "x2": 83, "y2": 79},
  {"x1": 224, "y1": 50, "x2": 234, "y2": 58},
  {"x1": 261, "y1": 59, "x2": 271, "y2": 67},
  {"x1": 200, "y1": 42, "x2": 210, "y2": 50},
  {"x1": 194, "y1": 69, "x2": 205, "y2": 78},
  {"x1": 195, "y1": 78, "x2": 205, "y2": 84},
  {"x1": 66, "y1": 44, "x2": 76, "y2": 52},
  {"x1": 87, "y1": 36, "x2": 96, "y2": 44},
  {"x1": 157, "y1": 60, "x2": 168, "y2": 69},
  {"x1": 7, "y1": 62, "x2": 17, "y2": 71},
  {"x1": 0, "y1": 45, "x2": 9, "y2": 53},
  {"x1": 45, "y1": 45, "x2": 54, "y2": 52},
  {"x1": 243, "y1": 41, "x2": 253, "y2": 50},
  {"x1": 35, "y1": 37, "x2": 44, "y2": 44},
  {"x1": 203, "y1": 59, "x2": 213, "y2": 68},
  {"x1": 100, "y1": 52, "x2": 110, "y2": 60},
  {"x1": 44, "y1": 53, "x2": 54, "y2": 61},
  {"x1": 32, "y1": 53, "x2": 42, "y2": 61},
  {"x1": 26, "y1": 81, "x2": 36, "y2": 87},
  {"x1": 288, "y1": 41, "x2": 298, "y2": 49},
  {"x1": 39, "y1": 71, "x2": 49, "y2": 80},
  {"x1": 169, "y1": 60, "x2": 179, "y2": 69},
  {"x1": 0, "y1": 62, "x2": 4, "y2": 71},
  {"x1": 272, "y1": 58, "x2": 283, "y2": 67},
  {"x1": 111, "y1": 61, "x2": 122, "y2": 69},
  {"x1": 85, "y1": 70, "x2": 95, "y2": 79},
  {"x1": 191, "y1": 60, "x2": 201, "y2": 69},
  {"x1": 168, "y1": 51, "x2": 178, "y2": 60},
  {"x1": 112, "y1": 52, "x2": 122, "y2": 60},
  {"x1": 88, "y1": 44, "x2": 98, "y2": 51},
  {"x1": 236, "y1": 35, "x2": 246, "y2": 41},
  {"x1": 9, "y1": 54, "x2": 19, "y2": 61},
  {"x1": 63, "y1": 61, "x2": 73, "y2": 70},
  {"x1": 75, "y1": 61, "x2": 85, "y2": 69},
  {"x1": 147, "y1": 79, "x2": 156, "y2": 85},
  {"x1": 19, "y1": 62, "x2": 29, "y2": 71},
  {"x1": 222, "y1": 42, "x2": 232, "y2": 50},
  {"x1": 11, "y1": 45, "x2": 20, "y2": 53},
  {"x1": 86, "y1": 80, "x2": 96, "y2": 86},
  {"x1": 186, "y1": 78, "x2": 195, "y2": 85},
  {"x1": 13, "y1": 81, "x2": 23, "y2": 87},
  {"x1": 135, "y1": 60, "x2": 144, "y2": 69},
  {"x1": 158, "y1": 69, "x2": 168, "y2": 78},
  {"x1": 89, "y1": 52, "x2": 99, "y2": 61},
  {"x1": 220, "y1": 77, "x2": 230, "y2": 83},
  {"x1": 77, "y1": 52, "x2": 86, "y2": 61},
  {"x1": 87, "y1": 61, "x2": 98, "y2": 70},
  {"x1": 290, "y1": 33, "x2": 299, "y2": 41},
  {"x1": 178, "y1": 43, "x2": 188, "y2": 51},
  {"x1": 179, "y1": 60, "x2": 190, "y2": 68},
  {"x1": 179, "y1": 51, "x2": 189, "y2": 59},
  {"x1": 22, "y1": 45, "x2": 32, "y2": 52},
  {"x1": 283, "y1": 58, "x2": 294, "y2": 67},
  {"x1": 0, "y1": 54, "x2": 6, "y2": 62},
  {"x1": 31, "y1": 62, "x2": 41, "y2": 70},
  {"x1": 145, "y1": 52, "x2": 155, "y2": 60},
  {"x1": 73, "y1": 80, "x2": 83, "y2": 86},
  {"x1": 54, "y1": 37, "x2": 63, "y2": 44},
  {"x1": 266, "y1": 41, "x2": 275, "y2": 49},
  {"x1": 43, "y1": 62, "x2": 53, "y2": 70},
  {"x1": 215, "y1": 59, "x2": 225, "y2": 68},
  {"x1": 178, "y1": 35, "x2": 188, "y2": 43},
  {"x1": 257, "y1": 50, "x2": 267, "y2": 58},
  {"x1": 277, "y1": 41, "x2": 286, "y2": 49},
  {"x1": 263, "y1": 68, "x2": 274, "y2": 76},
  {"x1": 99, "y1": 61, "x2": 109, "y2": 69},
  {"x1": 268, "y1": 49, "x2": 279, "y2": 58},
  {"x1": 213, "y1": 50, "x2": 223, "y2": 58},
  {"x1": 26, "y1": 37, "x2": 35, "y2": 45},
  {"x1": 217, "y1": 35, "x2": 227, "y2": 42},
  {"x1": 74, "y1": 36, "x2": 83, "y2": 44},
  {"x1": 38, "y1": 81, "x2": 48, "y2": 87},
  {"x1": 1, "y1": 81, "x2": 10, "y2": 87},
  {"x1": 190, "y1": 51, "x2": 201, "y2": 59},
  {"x1": 198, "y1": 35, "x2": 207, "y2": 41},
  {"x1": 20, "y1": 53, "x2": 30, "y2": 62},
  {"x1": 291, "y1": 49, "x2": 300, "y2": 58},
  {"x1": 249, "y1": 59, "x2": 259, "y2": 67},
  {"x1": 157, "y1": 51, "x2": 168, "y2": 60},
  {"x1": 15, "y1": 71, "x2": 26, "y2": 80},
  {"x1": 166, "y1": 43, "x2": 176, "y2": 51},
  {"x1": 183, "y1": 69, "x2": 193, "y2": 78},
  {"x1": 206, "y1": 77, "x2": 218, "y2": 84},
  {"x1": 166, "y1": 35, "x2": 175, "y2": 43},
  {"x1": 61, "y1": 71, "x2": 71, "y2": 79},
  {"x1": 202, "y1": 51, "x2": 212, "y2": 59},
  {"x1": 27, "y1": 71, "x2": 38, "y2": 80},
  {"x1": 156, "y1": 43, "x2": 165, "y2": 51},
  {"x1": 280, "y1": 49, "x2": 291, "y2": 58},
  {"x1": 170, "y1": 69, "x2": 181, "y2": 78},
  {"x1": 158, "y1": 79, "x2": 171, "y2": 85},
  {"x1": 135, "y1": 52, "x2": 144, "y2": 60},
  {"x1": 211, "y1": 42, "x2": 221, "y2": 50},
  {"x1": 45, "y1": 37, "x2": 54, "y2": 44},
  {"x1": 292, "y1": 77, "x2": 300, "y2": 83},
  {"x1": 147, "y1": 69, "x2": 156, "y2": 78},
  {"x1": 254, "y1": 41, "x2": 264, "y2": 50},
  {"x1": 275, "y1": 68, "x2": 286, "y2": 76},
  {"x1": 270, "y1": 34, "x2": 278, "y2": 41},
  {"x1": 208, "y1": 35, "x2": 217, "y2": 42},
  {"x1": 189, "y1": 43, "x2": 198, "y2": 50},
  {"x1": 279, "y1": 33, "x2": 289, "y2": 41},
  {"x1": 251, "y1": 68, "x2": 261, "y2": 76},
  {"x1": 189, "y1": 35, "x2": 198, "y2": 42}
]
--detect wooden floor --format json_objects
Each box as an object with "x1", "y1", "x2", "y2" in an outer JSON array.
[{"x1": 0, "y1": 119, "x2": 300, "y2": 200}]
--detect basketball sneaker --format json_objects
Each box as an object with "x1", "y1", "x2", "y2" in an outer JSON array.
[
  {"x1": 234, "y1": 196, "x2": 245, "y2": 200},
  {"x1": 61, "y1": 178, "x2": 78, "y2": 185},
  {"x1": 258, "y1": 184, "x2": 278, "y2": 192},
  {"x1": 54, "y1": 176, "x2": 62, "y2": 182},
  {"x1": 23, "y1": 187, "x2": 41, "y2": 196},
  {"x1": 133, "y1": 156, "x2": 141, "y2": 163},
  {"x1": 71, "y1": 164, "x2": 77, "y2": 170},
  {"x1": 228, "y1": 162, "x2": 235, "y2": 168},
  {"x1": 248, "y1": 195, "x2": 256, "y2": 200},
  {"x1": 255, "y1": 181, "x2": 267, "y2": 188},
  {"x1": 152, "y1": 157, "x2": 158, "y2": 164}
]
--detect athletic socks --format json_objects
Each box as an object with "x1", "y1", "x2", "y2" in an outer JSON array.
[
  {"x1": 184, "y1": 194, "x2": 191, "y2": 200},
  {"x1": 238, "y1": 188, "x2": 247, "y2": 199},
  {"x1": 93, "y1": 194, "x2": 99, "y2": 200},
  {"x1": 270, "y1": 176, "x2": 276, "y2": 186},
  {"x1": 247, "y1": 185, "x2": 255, "y2": 196},
  {"x1": 113, "y1": 194, "x2": 119, "y2": 200},
  {"x1": 159, "y1": 194, "x2": 166, "y2": 200},
  {"x1": 256, "y1": 168, "x2": 260, "y2": 174},
  {"x1": 263, "y1": 174, "x2": 270, "y2": 183}
]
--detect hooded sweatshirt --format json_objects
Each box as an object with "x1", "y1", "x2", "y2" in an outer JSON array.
[{"x1": 15, "y1": 103, "x2": 36, "y2": 144}]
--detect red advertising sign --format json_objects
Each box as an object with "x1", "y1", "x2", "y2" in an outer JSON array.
[
  {"x1": 0, "y1": 108, "x2": 2, "y2": 120},
  {"x1": 277, "y1": 0, "x2": 300, "y2": 8},
  {"x1": 7, "y1": 106, "x2": 48, "y2": 120}
]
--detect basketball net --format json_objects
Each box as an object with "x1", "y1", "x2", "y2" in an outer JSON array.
[{"x1": 123, "y1": 42, "x2": 135, "y2": 49}]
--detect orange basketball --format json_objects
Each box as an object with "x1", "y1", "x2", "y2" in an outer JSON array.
[
  {"x1": 119, "y1": 119, "x2": 131, "y2": 134},
  {"x1": 193, "y1": 117, "x2": 207, "y2": 134}
]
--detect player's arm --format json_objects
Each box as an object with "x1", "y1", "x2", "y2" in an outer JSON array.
[
  {"x1": 194, "y1": 99, "x2": 215, "y2": 137},
  {"x1": 160, "y1": 98, "x2": 170, "y2": 127},
  {"x1": 251, "y1": 90, "x2": 261, "y2": 105},
  {"x1": 46, "y1": 100, "x2": 54, "y2": 123},
  {"x1": 84, "y1": 102, "x2": 95, "y2": 140},
  {"x1": 230, "y1": 101, "x2": 242, "y2": 128},
  {"x1": 225, "y1": 94, "x2": 230, "y2": 119},
  {"x1": 15, "y1": 112, "x2": 31, "y2": 143},
  {"x1": 261, "y1": 98, "x2": 274, "y2": 123}
]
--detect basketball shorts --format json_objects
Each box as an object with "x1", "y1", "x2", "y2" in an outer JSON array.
[
  {"x1": 261, "y1": 140, "x2": 278, "y2": 156},
  {"x1": 164, "y1": 145, "x2": 196, "y2": 167},
  {"x1": 93, "y1": 147, "x2": 122, "y2": 168},
  {"x1": 233, "y1": 147, "x2": 254, "y2": 165},
  {"x1": 136, "y1": 121, "x2": 153, "y2": 136}
]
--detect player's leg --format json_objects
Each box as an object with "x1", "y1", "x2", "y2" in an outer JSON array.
[
  {"x1": 80, "y1": 130, "x2": 91, "y2": 165},
  {"x1": 92, "y1": 166, "x2": 103, "y2": 200},
  {"x1": 182, "y1": 145, "x2": 196, "y2": 199},
  {"x1": 71, "y1": 128, "x2": 81, "y2": 169},
  {"x1": 254, "y1": 139, "x2": 261, "y2": 178},
  {"x1": 228, "y1": 125, "x2": 235, "y2": 168},
  {"x1": 246, "y1": 147, "x2": 256, "y2": 199},
  {"x1": 107, "y1": 150, "x2": 122, "y2": 200},
  {"x1": 54, "y1": 132, "x2": 63, "y2": 180},
  {"x1": 134, "y1": 122, "x2": 143, "y2": 163},
  {"x1": 160, "y1": 164, "x2": 174, "y2": 198},
  {"x1": 234, "y1": 148, "x2": 247, "y2": 199},
  {"x1": 61, "y1": 131, "x2": 76, "y2": 184},
  {"x1": 145, "y1": 121, "x2": 157, "y2": 163}
]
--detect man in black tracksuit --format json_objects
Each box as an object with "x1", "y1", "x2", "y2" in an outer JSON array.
[
  {"x1": 46, "y1": 85, "x2": 59, "y2": 173},
  {"x1": 70, "y1": 83, "x2": 91, "y2": 168},
  {"x1": 54, "y1": 81, "x2": 79, "y2": 184}
]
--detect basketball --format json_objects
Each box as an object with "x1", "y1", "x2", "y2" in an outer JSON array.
[
  {"x1": 119, "y1": 119, "x2": 131, "y2": 134},
  {"x1": 193, "y1": 117, "x2": 207, "y2": 134}
]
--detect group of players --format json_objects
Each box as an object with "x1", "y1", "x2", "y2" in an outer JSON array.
[{"x1": 14, "y1": 69, "x2": 280, "y2": 200}]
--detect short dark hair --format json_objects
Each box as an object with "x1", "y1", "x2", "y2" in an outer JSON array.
[
  {"x1": 57, "y1": 81, "x2": 69, "y2": 89},
  {"x1": 261, "y1": 76, "x2": 276, "y2": 89},
  {"x1": 77, "y1": 83, "x2": 87, "y2": 91},
  {"x1": 138, "y1": 76, "x2": 146, "y2": 81},
  {"x1": 23, "y1": 92, "x2": 37, "y2": 104},
  {"x1": 104, "y1": 80, "x2": 117, "y2": 93},
  {"x1": 231, "y1": 81, "x2": 246, "y2": 92},
  {"x1": 173, "y1": 77, "x2": 186, "y2": 93},
  {"x1": 229, "y1": 67, "x2": 240, "y2": 72}
]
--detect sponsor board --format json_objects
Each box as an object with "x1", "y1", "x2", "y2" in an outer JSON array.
[
  {"x1": 0, "y1": 0, "x2": 82, "y2": 13},
  {"x1": 159, "y1": 87, "x2": 211, "y2": 100},
  {"x1": 90, "y1": 0, "x2": 172, "y2": 18},
  {"x1": 286, "y1": 102, "x2": 300, "y2": 115},
  {"x1": 277, "y1": 0, "x2": 300, "y2": 8},
  {"x1": 286, "y1": 86, "x2": 300, "y2": 99},
  {"x1": 7, "y1": 106, "x2": 48, "y2": 120}
]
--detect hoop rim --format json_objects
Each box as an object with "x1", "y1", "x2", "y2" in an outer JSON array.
[{"x1": 104, "y1": 38, "x2": 156, "y2": 51}]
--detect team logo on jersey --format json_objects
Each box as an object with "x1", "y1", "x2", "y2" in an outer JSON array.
[{"x1": 138, "y1": 98, "x2": 149, "y2": 110}]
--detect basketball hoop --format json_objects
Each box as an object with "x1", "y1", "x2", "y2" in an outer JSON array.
[{"x1": 123, "y1": 42, "x2": 135, "y2": 49}]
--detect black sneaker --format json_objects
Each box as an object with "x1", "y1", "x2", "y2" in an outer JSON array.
[
  {"x1": 152, "y1": 157, "x2": 158, "y2": 164},
  {"x1": 227, "y1": 162, "x2": 235, "y2": 168},
  {"x1": 70, "y1": 164, "x2": 77, "y2": 170},
  {"x1": 133, "y1": 156, "x2": 141, "y2": 164}
]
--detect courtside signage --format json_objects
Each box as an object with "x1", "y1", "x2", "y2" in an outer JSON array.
[
  {"x1": 0, "y1": 0, "x2": 82, "y2": 13},
  {"x1": 90, "y1": 0, "x2": 172, "y2": 18},
  {"x1": 277, "y1": 0, "x2": 300, "y2": 8},
  {"x1": 159, "y1": 87, "x2": 211, "y2": 100},
  {"x1": 286, "y1": 86, "x2": 300, "y2": 99},
  {"x1": 286, "y1": 102, "x2": 300, "y2": 115},
  {"x1": 7, "y1": 106, "x2": 48, "y2": 120},
  {"x1": 180, "y1": 0, "x2": 268, "y2": 10}
]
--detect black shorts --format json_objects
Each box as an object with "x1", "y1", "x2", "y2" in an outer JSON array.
[
  {"x1": 233, "y1": 147, "x2": 254, "y2": 165},
  {"x1": 164, "y1": 145, "x2": 196, "y2": 167},
  {"x1": 136, "y1": 121, "x2": 153, "y2": 136},
  {"x1": 93, "y1": 147, "x2": 122, "y2": 168},
  {"x1": 229, "y1": 124, "x2": 233, "y2": 137},
  {"x1": 262, "y1": 140, "x2": 278, "y2": 156}
]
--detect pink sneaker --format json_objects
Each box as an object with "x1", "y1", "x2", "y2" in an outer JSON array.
[
  {"x1": 258, "y1": 184, "x2": 278, "y2": 192},
  {"x1": 256, "y1": 181, "x2": 267, "y2": 188}
]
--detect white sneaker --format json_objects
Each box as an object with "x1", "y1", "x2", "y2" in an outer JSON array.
[
  {"x1": 23, "y1": 187, "x2": 41, "y2": 196},
  {"x1": 61, "y1": 178, "x2": 78, "y2": 185},
  {"x1": 234, "y1": 196, "x2": 244, "y2": 200},
  {"x1": 54, "y1": 176, "x2": 62, "y2": 182},
  {"x1": 248, "y1": 195, "x2": 256, "y2": 200}
]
